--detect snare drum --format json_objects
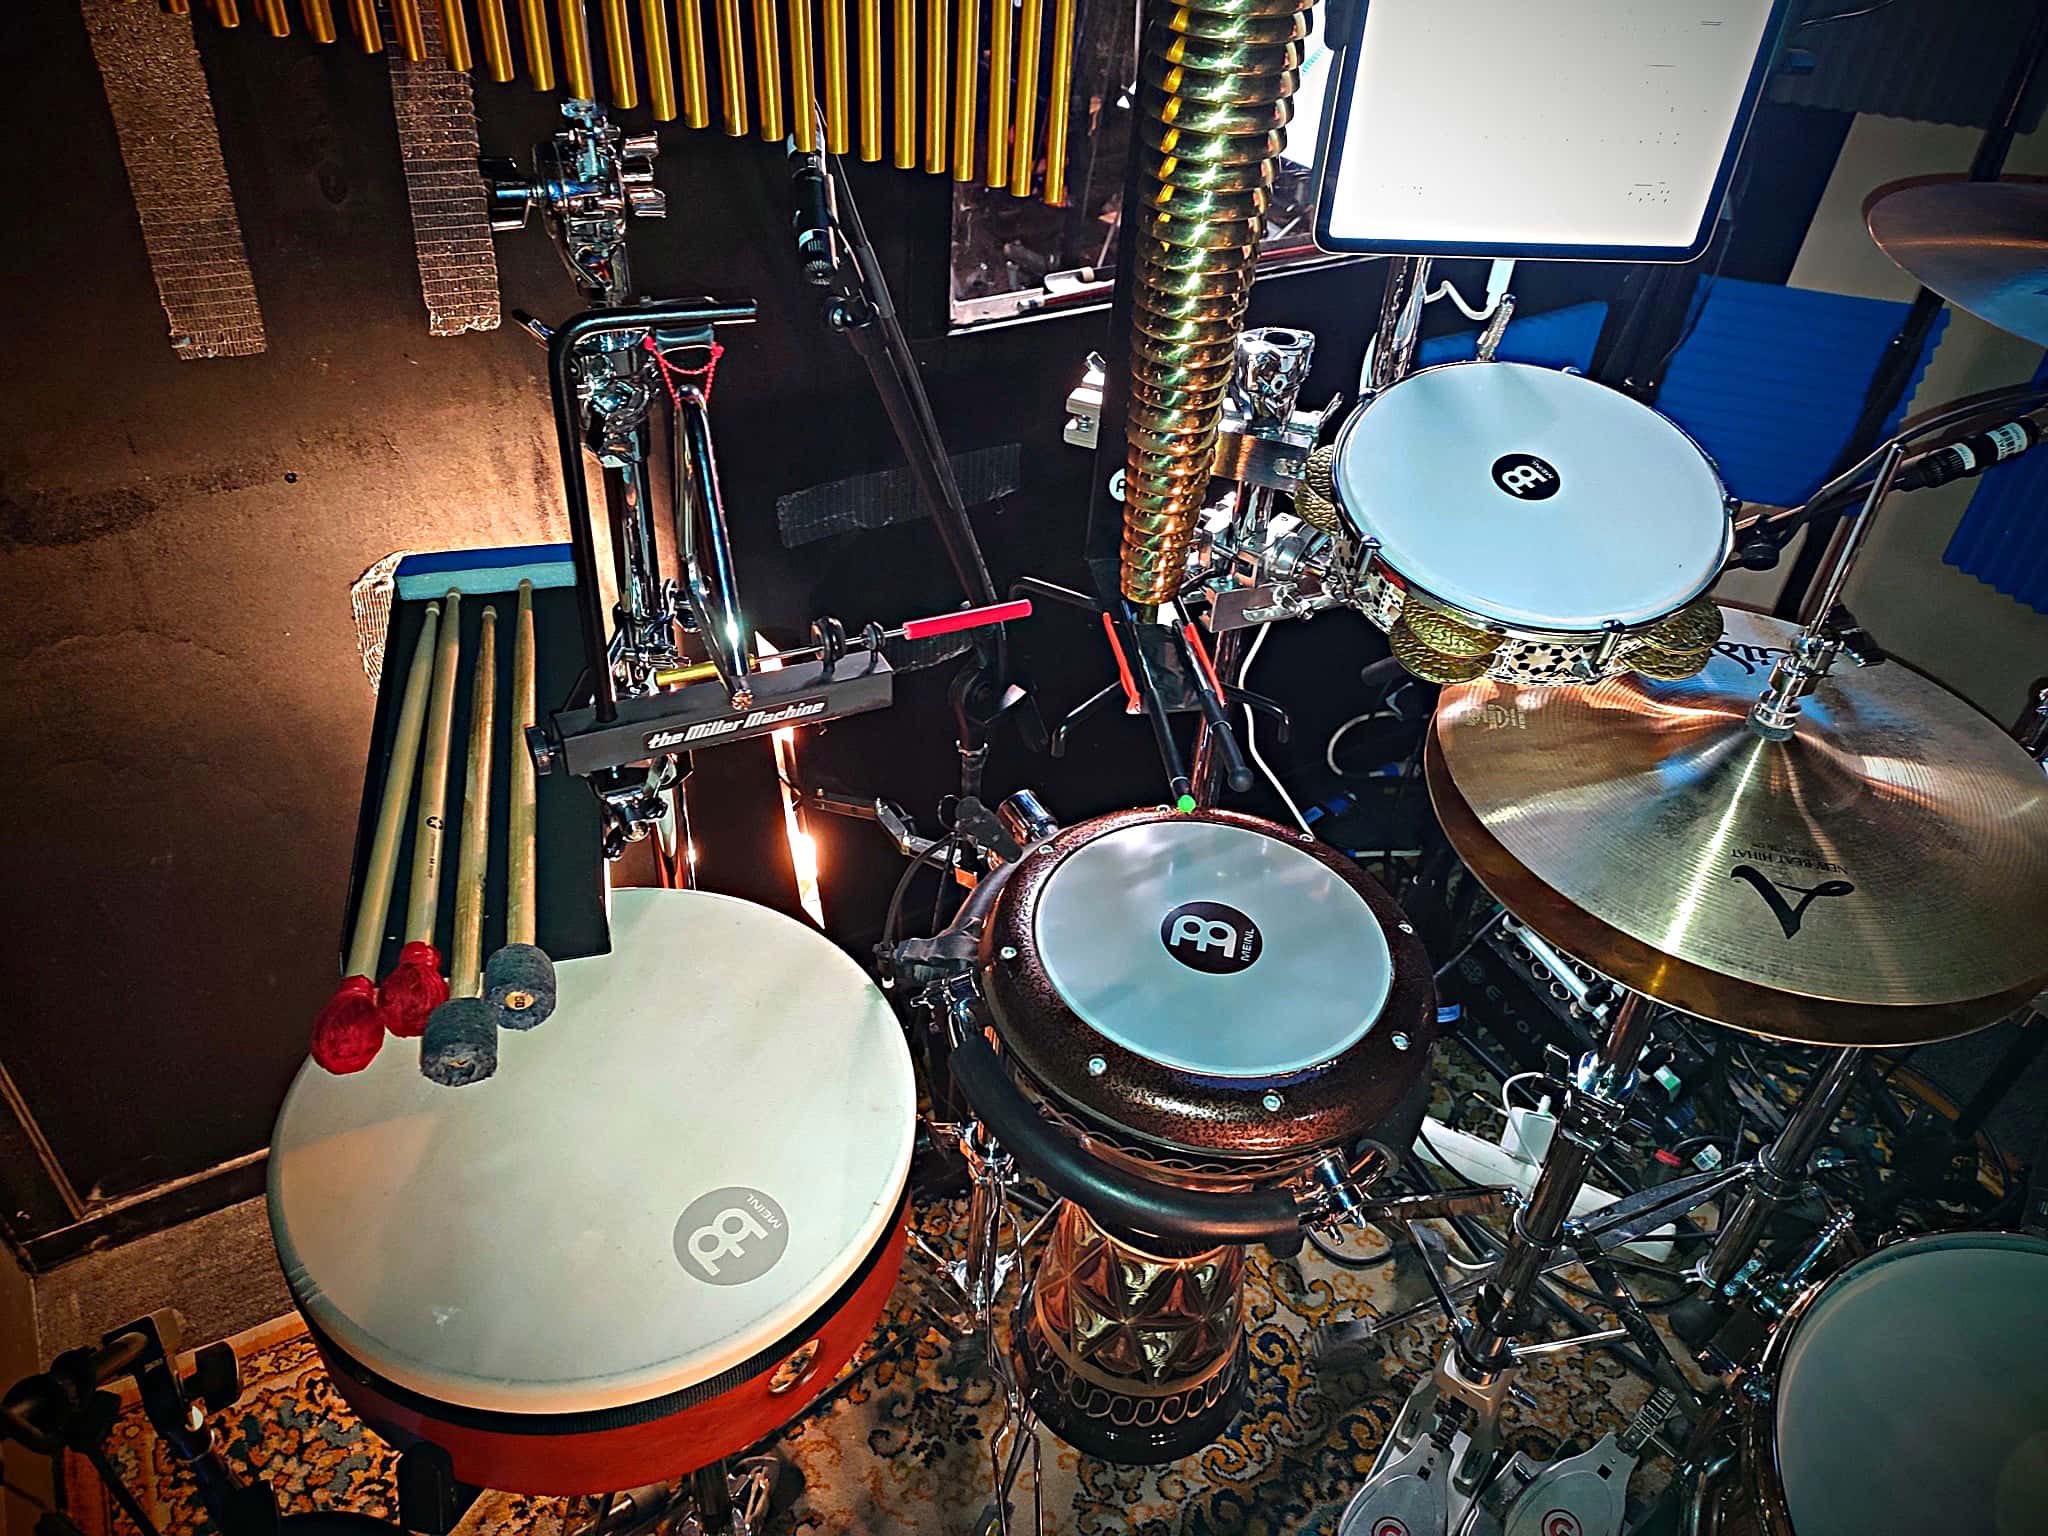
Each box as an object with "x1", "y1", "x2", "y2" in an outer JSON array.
[
  {"x1": 967, "y1": 808, "x2": 1435, "y2": 1464},
  {"x1": 267, "y1": 888, "x2": 916, "y2": 1495},
  {"x1": 1706, "y1": 1229, "x2": 2048, "y2": 1536},
  {"x1": 1331, "y1": 362, "x2": 1733, "y2": 685}
]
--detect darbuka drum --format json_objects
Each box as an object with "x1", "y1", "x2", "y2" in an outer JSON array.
[
  {"x1": 968, "y1": 809, "x2": 1435, "y2": 1463},
  {"x1": 268, "y1": 888, "x2": 916, "y2": 1495},
  {"x1": 1331, "y1": 361, "x2": 1733, "y2": 685},
  {"x1": 1707, "y1": 1230, "x2": 2048, "y2": 1536}
]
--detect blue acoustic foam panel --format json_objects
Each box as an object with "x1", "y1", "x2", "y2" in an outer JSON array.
[
  {"x1": 1415, "y1": 300, "x2": 1609, "y2": 374},
  {"x1": 1946, "y1": 356, "x2": 2048, "y2": 614},
  {"x1": 1654, "y1": 275, "x2": 1948, "y2": 509}
]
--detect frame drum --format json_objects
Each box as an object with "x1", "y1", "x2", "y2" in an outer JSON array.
[{"x1": 268, "y1": 888, "x2": 916, "y2": 1495}]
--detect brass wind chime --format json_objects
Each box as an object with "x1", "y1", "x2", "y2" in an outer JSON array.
[{"x1": 136, "y1": 0, "x2": 1080, "y2": 202}]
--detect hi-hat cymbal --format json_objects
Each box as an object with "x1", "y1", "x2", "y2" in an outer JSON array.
[
  {"x1": 1430, "y1": 608, "x2": 2048, "y2": 1047},
  {"x1": 1866, "y1": 177, "x2": 2048, "y2": 348}
]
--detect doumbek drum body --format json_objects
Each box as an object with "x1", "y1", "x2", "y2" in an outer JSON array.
[{"x1": 973, "y1": 808, "x2": 1436, "y2": 1462}]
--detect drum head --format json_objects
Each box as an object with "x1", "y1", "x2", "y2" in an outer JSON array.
[
  {"x1": 1771, "y1": 1231, "x2": 2048, "y2": 1536},
  {"x1": 1333, "y1": 363, "x2": 1729, "y2": 629},
  {"x1": 1033, "y1": 818, "x2": 1394, "y2": 1077},
  {"x1": 268, "y1": 889, "x2": 916, "y2": 1416}
]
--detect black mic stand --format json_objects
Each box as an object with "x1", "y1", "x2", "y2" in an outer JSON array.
[{"x1": 788, "y1": 139, "x2": 1041, "y2": 814}]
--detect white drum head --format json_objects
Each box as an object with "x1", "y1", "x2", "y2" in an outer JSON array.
[
  {"x1": 1033, "y1": 819, "x2": 1394, "y2": 1078},
  {"x1": 268, "y1": 889, "x2": 915, "y2": 1415},
  {"x1": 1773, "y1": 1233, "x2": 2048, "y2": 1536},
  {"x1": 1333, "y1": 363, "x2": 1729, "y2": 630}
]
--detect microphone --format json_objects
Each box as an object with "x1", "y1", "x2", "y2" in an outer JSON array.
[
  {"x1": 1896, "y1": 412, "x2": 2048, "y2": 491},
  {"x1": 787, "y1": 138, "x2": 838, "y2": 285}
]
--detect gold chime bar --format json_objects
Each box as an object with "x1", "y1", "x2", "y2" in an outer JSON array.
[
  {"x1": 301, "y1": 0, "x2": 336, "y2": 43},
  {"x1": 346, "y1": 0, "x2": 380, "y2": 50},
  {"x1": 1042, "y1": 0, "x2": 1073, "y2": 204},
  {"x1": 208, "y1": 0, "x2": 241, "y2": 26},
  {"x1": 1008, "y1": 0, "x2": 1041, "y2": 198},
  {"x1": 165, "y1": 0, "x2": 194, "y2": 16},
  {"x1": 820, "y1": 0, "x2": 849, "y2": 153},
  {"x1": 472, "y1": 0, "x2": 514, "y2": 79},
  {"x1": 518, "y1": 0, "x2": 556, "y2": 88},
  {"x1": 713, "y1": 0, "x2": 748, "y2": 132},
  {"x1": 891, "y1": 0, "x2": 914, "y2": 168},
  {"x1": 675, "y1": 0, "x2": 711, "y2": 126},
  {"x1": 984, "y1": 0, "x2": 1010, "y2": 186},
  {"x1": 391, "y1": 0, "x2": 428, "y2": 61},
  {"x1": 950, "y1": 0, "x2": 977, "y2": 181},
  {"x1": 641, "y1": 0, "x2": 680, "y2": 121},
  {"x1": 439, "y1": 0, "x2": 474, "y2": 69},
  {"x1": 753, "y1": 0, "x2": 786, "y2": 139},
  {"x1": 253, "y1": 0, "x2": 290, "y2": 37},
  {"x1": 558, "y1": 0, "x2": 595, "y2": 96},
  {"x1": 923, "y1": 0, "x2": 948, "y2": 173},
  {"x1": 788, "y1": 0, "x2": 817, "y2": 151},
  {"x1": 598, "y1": 0, "x2": 638, "y2": 107},
  {"x1": 856, "y1": 0, "x2": 881, "y2": 160}
]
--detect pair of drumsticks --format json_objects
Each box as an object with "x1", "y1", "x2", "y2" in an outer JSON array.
[{"x1": 310, "y1": 581, "x2": 556, "y2": 1083}]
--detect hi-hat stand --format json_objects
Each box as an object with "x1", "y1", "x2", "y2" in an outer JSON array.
[{"x1": 1339, "y1": 447, "x2": 1920, "y2": 1536}]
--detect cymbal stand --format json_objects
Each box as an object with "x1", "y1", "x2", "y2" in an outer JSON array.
[
  {"x1": 1339, "y1": 992, "x2": 1667, "y2": 1536},
  {"x1": 1696, "y1": 1046, "x2": 1862, "y2": 1293},
  {"x1": 1749, "y1": 440, "x2": 1905, "y2": 738}
]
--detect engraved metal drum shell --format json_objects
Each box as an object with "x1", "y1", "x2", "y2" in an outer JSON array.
[{"x1": 978, "y1": 807, "x2": 1436, "y2": 1165}]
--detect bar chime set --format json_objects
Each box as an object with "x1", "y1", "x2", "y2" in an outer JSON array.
[
  {"x1": 310, "y1": 582, "x2": 558, "y2": 1087},
  {"x1": 133, "y1": 0, "x2": 1080, "y2": 202}
]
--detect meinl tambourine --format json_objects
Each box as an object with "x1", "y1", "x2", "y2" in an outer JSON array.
[
  {"x1": 1329, "y1": 362, "x2": 1734, "y2": 685},
  {"x1": 945, "y1": 808, "x2": 1436, "y2": 1464}
]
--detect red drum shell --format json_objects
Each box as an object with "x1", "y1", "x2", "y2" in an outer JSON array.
[{"x1": 302, "y1": 1200, "x2": 907, "y2": 1495}]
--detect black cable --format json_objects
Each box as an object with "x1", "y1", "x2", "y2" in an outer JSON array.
[
  {"x1": 1433, "y1": 909, "x2": 1505, "y2": 981},
  {"x1": 882, "y1": 837, "x2": 956, "y2": 948},
  {"x1": 1307, "y1": 1227, "x2": 1400, "y2": 1269}
]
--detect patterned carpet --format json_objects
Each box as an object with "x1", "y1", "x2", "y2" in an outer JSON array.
[{"x1": 72, "y1": 1194, "x2": 1674, "y2": 1536}]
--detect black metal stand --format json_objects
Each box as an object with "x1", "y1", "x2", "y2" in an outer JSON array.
[{"x1": 790, "y1": 144, "x2": 1037, "y2": 791}]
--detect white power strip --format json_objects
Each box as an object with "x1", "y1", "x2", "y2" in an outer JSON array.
[{"x1": 1412, "y1": 1116, "x2": 1675, "y2": 1263}]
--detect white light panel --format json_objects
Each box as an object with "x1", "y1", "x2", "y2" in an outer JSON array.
[{"x1": 1315, "y1": 0, "x2": 1786, "y2": 260}]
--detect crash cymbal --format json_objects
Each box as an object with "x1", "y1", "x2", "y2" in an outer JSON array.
[
  {"x1": 1866, "y1": 177, "x2": 2048, "y2": 348},
  {"x1": 1430, "y1": 607, "x2": 2048, "y2": 1047}
]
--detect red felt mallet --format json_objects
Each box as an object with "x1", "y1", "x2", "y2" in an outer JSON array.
[
  {"x1": 379, "y1": 589, "x2": 464, "y2": 1036},
  {"x1": 312, "y1": 600, "x2": 442, "y2": 1074}
]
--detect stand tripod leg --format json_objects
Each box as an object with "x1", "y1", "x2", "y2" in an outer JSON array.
[
  {"x1": 1339, "y1": 995, "x2": 1660, "y2": 1533},
  {"x1": 1465, "y1": 994, "x2": 1658, "y2": 1368},
  {"x1": 1701, "y1": 1047, "x2": 1860, "y2": 1289}
]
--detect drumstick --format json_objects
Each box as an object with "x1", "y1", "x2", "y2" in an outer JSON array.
[
  {"x1": 484, "y1": 584, "x2": 557, "y2": 1028},
  {"x1": 311, "y1": 603, "x2": 441, "y2": 1075},
  {"x1": 421, "y1": 606, "x2": 501, "y2": 1087},
  {"x1": 379, "y1": 589, "x2": 463, "y2": 1037}
]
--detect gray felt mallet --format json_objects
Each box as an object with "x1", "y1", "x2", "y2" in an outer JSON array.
[
  {"x1": 485, "y1": 581, "x2": 556, "y2": 1028},
  {"x1": 421, "y1": 603, "x2": 499, "y2": 1087}
]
